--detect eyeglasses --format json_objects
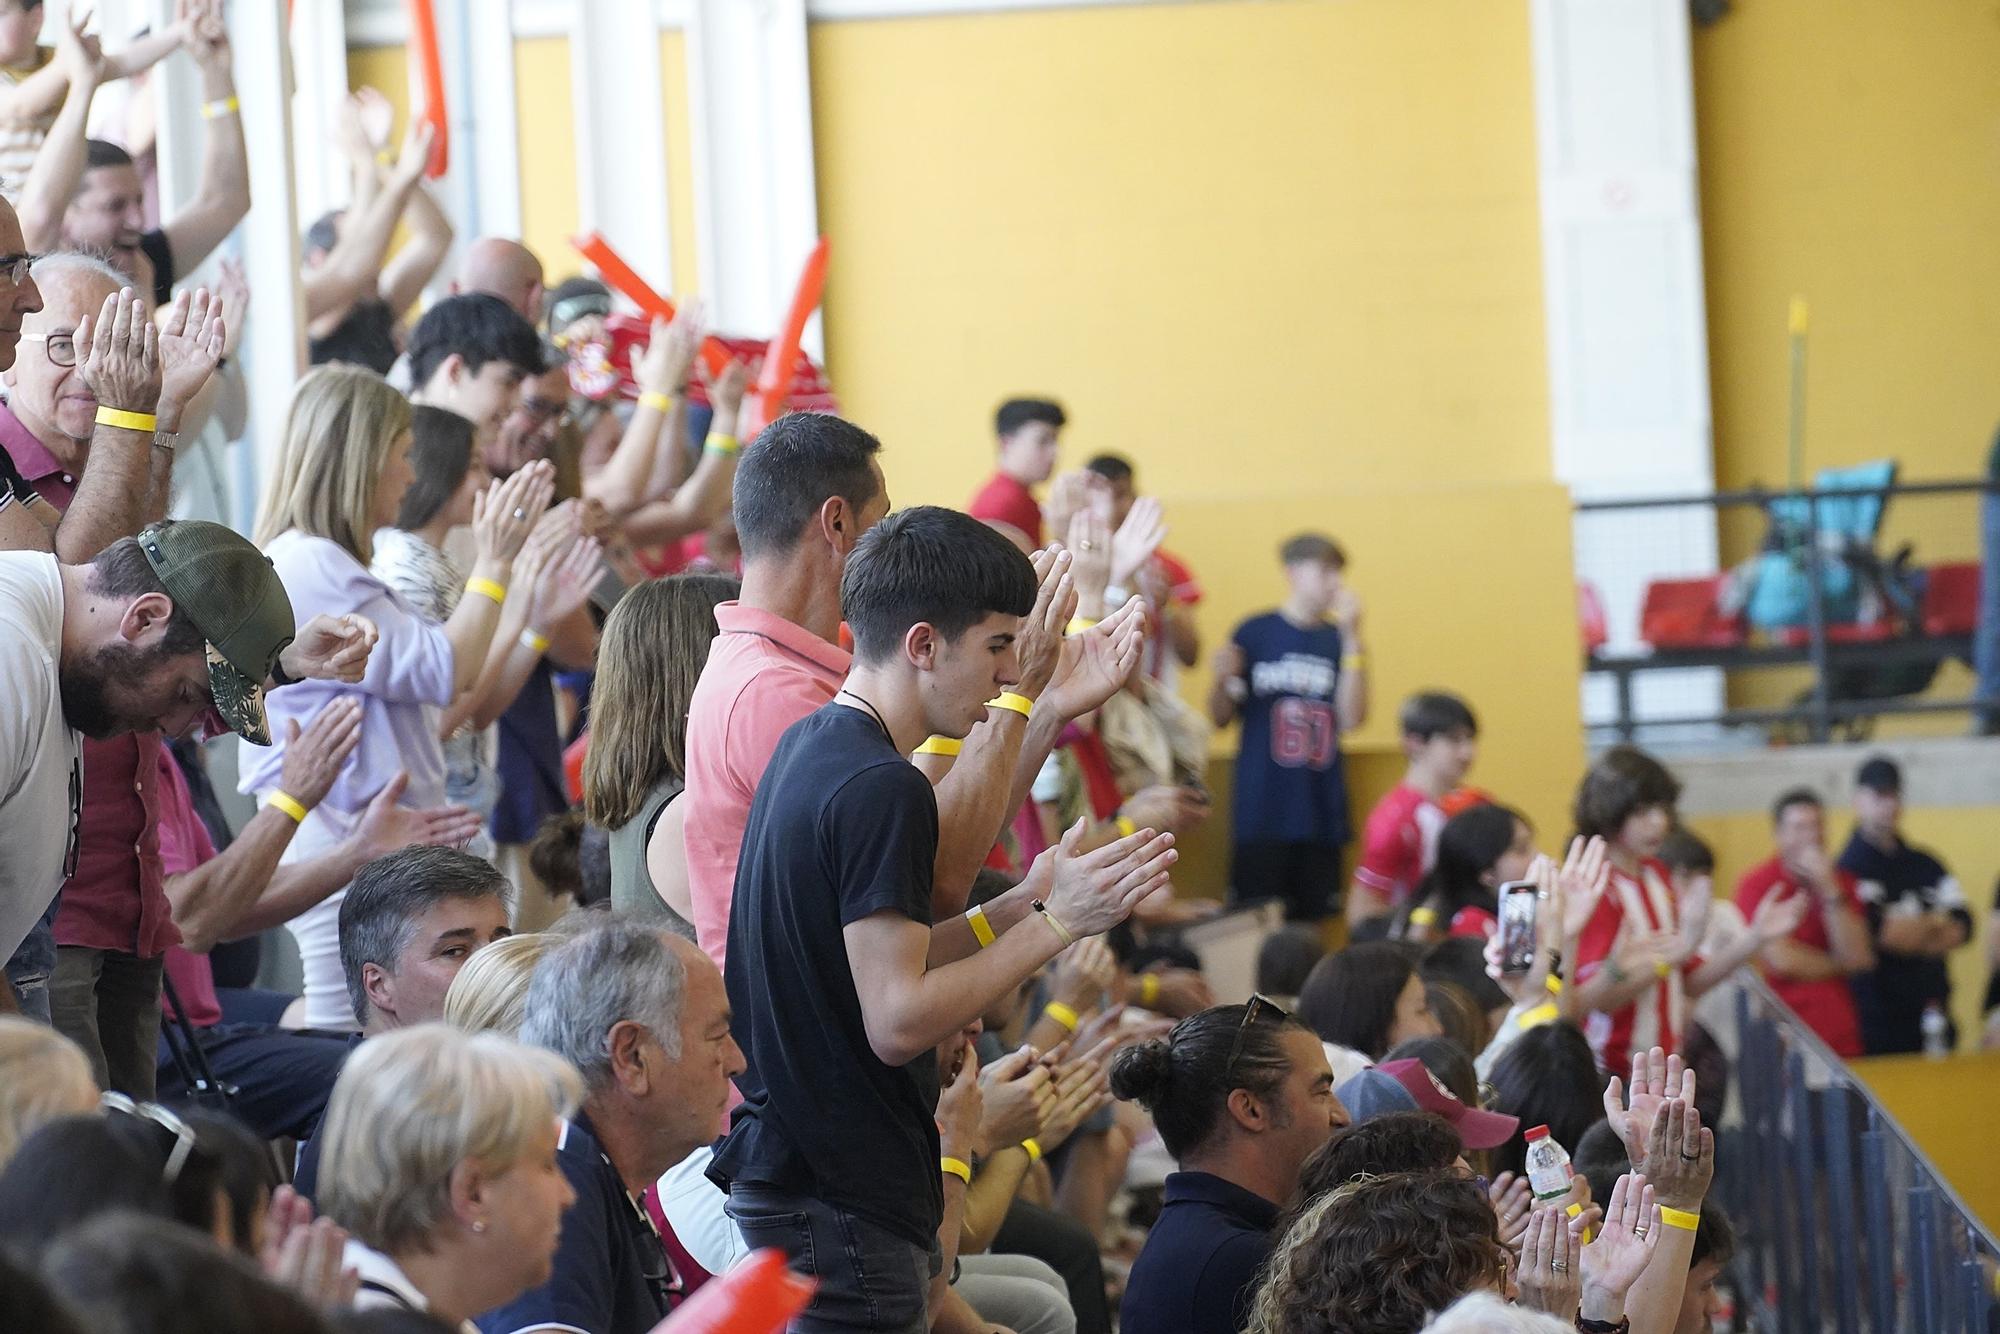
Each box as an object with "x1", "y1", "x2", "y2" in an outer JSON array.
[
  {"x1": 18, "y1": 332, "x2": 77, "y2": 367},
  {"x1": 101, "y1": 1091, "x2": 199, "y2": 1184},
  {"x1": 513, "y1": 394, "x2": 565, "y2": 424},
  {"x1": 0, "y1": 252, "x2": 41, "y2": 286},
  {"x1": 626, "y1": 1188, "x2": 684, "y2": 1311},
  {"x1": 1223, "y1": 992, "x2": 1290, "y2": 1083},
  {"x1": 62, "y1": 752, "x2": 80, "y2": 879}
]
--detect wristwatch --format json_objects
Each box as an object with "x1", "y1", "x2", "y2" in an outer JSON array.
[{"x1": 1577, "y1": 1318, "x2": 1630, "y2": 1333}]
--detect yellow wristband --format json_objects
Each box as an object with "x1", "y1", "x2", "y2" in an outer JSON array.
[
  {"x1": 1021, "y1": 1138, "x2": 1043, "y2": 1164},
  {"x1": 200, "y1": 95, "x2": 240, "y2": 119},
  {"x1": 265, "y1": 791, "x2": 308, "y2": 824},
  {"x1": 986, "y1": 691, "x2": 1034, "y2": 719},
  {"x1": 1546, "y1": 974, "x2": 1564, "y2": 995},
  {"x1": 915, "y1": 736, "x2": 962, "y2": 758},
  {"x1": 466, "y1": 576, "x2": 507, "y2": 605},
  {"x1": 1566, "y1": 1202, "x2": 1583, "y2": 1219},
  {"x1": 940, "y1": 1156, "x2": 972, "y2": 1185},
  {"x1": 1409, "y1": 907, "x2": 1440, "y2": 927},
  {"x1": 520, "y1": 628, "x2": 551, "y2": 654},
  {"x1": 1114, "y1": 816, "x2": 1137, "y2": 838},
  {"x1": 1044, "y1": 1001, "x2": 1080, "y2": 1032},
  {"x1": 1138, "y1": 973, "x2": 1161, "y2": 1008},
  {"x1": 965, "y1": 904, "x2": 996, "y2": 949},
  {"x1": 639, "y1": 390, "x2": 676, "y2": 413},
  {"x1": 96, "y1": 406, "x2": 159, "y2": 432},
  {"x1": 1520, "y1": 1002, "x2": 1560, "y2": 1028},
  {"x1": 704, "y1": 433, "x2": 741, "y2": 456},
  {"x1": 1065, "y1": 616, "x2": 1099, "y2": 635},
  {"x1": 1660, "y1": 1206, "x2": 1700, "y2": 1232},
  {"x1": 1654, "y1": 960, "x2": 1673, "y2": 979}
]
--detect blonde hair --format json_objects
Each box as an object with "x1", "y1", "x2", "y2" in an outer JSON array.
[
  {"x1": 582, "y1": 573, "x2": 737, "y2": 829},
  {"x1": 0, "y1": 1018, "x2": 98, "y2": 1168},
  {"x1": 316, "y1": 1024, "x2": 582, "y2": 1255},
  {"x1": 443, "y1": 933, "x2": 554, "y2": 1037},
  {"x1": 253, "y1": 365, "x2": 413, "y2": 565}
]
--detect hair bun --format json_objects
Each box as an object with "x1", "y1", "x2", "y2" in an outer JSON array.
[{"x1": 1109, "y1": 1038, "x2": 1173, "y2": 1105}]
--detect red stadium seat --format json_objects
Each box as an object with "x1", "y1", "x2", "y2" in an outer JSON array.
[
  {"x1": 1921, "y1": 562, "x2": 1981, "y2": 637},
  {"x1": 1639, "y1": 576, "x2": 1744, "y2": 650},
  {"x1": 1577, "y1": 581, "x2": 1609, "y2": 653}
]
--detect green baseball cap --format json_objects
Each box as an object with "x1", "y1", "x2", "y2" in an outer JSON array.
[{"x1": 136, "y1": 520, "x2": 296, "y2": 746}]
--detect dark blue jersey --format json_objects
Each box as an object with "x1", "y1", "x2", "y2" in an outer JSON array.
[{"x1": 1228, "y1": 612, "x2": 1350, "y2": 846}]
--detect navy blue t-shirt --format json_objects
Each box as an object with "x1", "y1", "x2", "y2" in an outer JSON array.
[
  {"x1": 1838, "y1": 831, "x2": 1971, "y2": 1054},
  {"x1": 708, "y1": 703, "x2": 943, "y2": 1248},
  {"x1": 1120, "y1": 1171, "x2": 1279, "y2": 1334},
  {"x1": 490, "y1": 660, "x2": 570, "y2": 846},
  {"x1": 476, "y1": 1114, "x2": 674, "y2": 1334},
  {"x1": 1228, "y1": 611, "x2": 1350, "y2": 846}
]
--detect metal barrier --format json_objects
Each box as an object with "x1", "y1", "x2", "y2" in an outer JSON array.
[
  {"x1": 1577, "y1": 477, "x2": 1996, "y2": 744},
  {"x1": 1717, "y1": 974, "x2": 1997, "y2": 1333}
]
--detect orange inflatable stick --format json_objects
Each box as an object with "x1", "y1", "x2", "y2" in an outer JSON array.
[
  {"x1": 644, "y1": 1249, "x2": 813, "y2": 1334},
  {"x1": 753, "y1": 236, "x2": 829, "y2": 427},
  {"x1": 406, "y1": 0, "x2": 449, "y2": 177},
  {"x1": 570, "y1": 232, "x2": 732, "y2": 378}
]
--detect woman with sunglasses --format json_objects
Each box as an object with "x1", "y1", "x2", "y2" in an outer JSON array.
[
  {"x1": 1109, "y1": 998, "x2": 1350, "y2": 1334},
  {"x1": 316, "y1": 1024, "x2": 581, "y2": 1331}
]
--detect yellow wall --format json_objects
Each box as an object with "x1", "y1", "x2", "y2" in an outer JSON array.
[
  {"x1": 514, "y1": 36, "x2": 579, "y2": 283},
  {"x1": 808, "y1": 0, "x2": 1583, "y2": 827},
  {"x1": 659, "y1": 30, "x2": 701, "y2": 296},
  {"x1": 345, "y1": 46, "x2": 411, "y2": 130},
  {"x1": 1681, "y1": 805, "x2": 1995, "y2": 1050}
]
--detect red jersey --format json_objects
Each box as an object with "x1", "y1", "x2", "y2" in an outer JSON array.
[
  {"x1": 1355, "y1": 783, "x2": 1447, "y2": 907},
  {"x1": 967, "y1": 472, "x2": 1044, "y2": 547},
  {"x1": 1734, "y1": 856, "x2": 1865, "y2": 1057},
  {"x1": 1574, "y1": 858, "x2": 1702, "y2": 1067}
]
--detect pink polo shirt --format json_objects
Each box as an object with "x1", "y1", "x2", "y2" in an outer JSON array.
[{"x1": 682, "y1": 601, "x2": 850, "y2": 974}]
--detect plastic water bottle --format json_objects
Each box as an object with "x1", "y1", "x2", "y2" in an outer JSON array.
[
  {"x1": 1523, "y1": 1124, "x2": 1575, "y2": 1202},
  {"x1": 1922, "y1": 1003, "x2": 1951, "y2": 1059}
]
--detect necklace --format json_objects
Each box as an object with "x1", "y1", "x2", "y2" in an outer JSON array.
[{"x1": 836, "y1": 688, "x2": 891, "y2": 742}]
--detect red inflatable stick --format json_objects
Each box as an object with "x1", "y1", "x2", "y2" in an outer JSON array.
[
  {"x1": 751, "y1": 236, "x2": 829, "y2": 429},
  {"x1": 570, "y1": 232, "x2": 732, "y2": 379},
  {"x1": 645, "y1": 1249, "x2": 813, "y2": 1334},
  {"x1": 406, "y1": 0, "x2": 449, "y2": 177}
]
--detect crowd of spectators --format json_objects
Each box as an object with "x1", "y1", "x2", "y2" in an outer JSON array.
[{"x1": 0, "y1": 6, "x2": 1988, "y2": 1333}]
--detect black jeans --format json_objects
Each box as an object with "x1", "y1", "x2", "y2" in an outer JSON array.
[
  {"x1": 51, "y1": 946, "x2": 164, "y2": 1097},
  {"x1": 726, "y1": 1185, "x2": 937, "y2": 1333},
  {"x1": 1229, "y1": 839, "x2": 1345, "y2": 921}
]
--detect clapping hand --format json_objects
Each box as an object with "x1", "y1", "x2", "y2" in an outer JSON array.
[
  {"x1": 274, "y1": 699, "x2": 363, "y2": 811},
  {"x1": 1514, "y1": 1206, "x2": 1582, "y2": 1318},
  {"x1": 1488, "y1": 1171, "x2": 1534, "y2": 1248},
  {"x1": 157, "y1": 287, "x2": 227, "y2": 417},
  {"x1": 472, "y1": 460, "x2": 556, "y2": 566},
  {"x1": 1043, "y1": 597, "x2": 1146, "y2": 722},
  {"x1": 1007, "y1": 547, "x2": 1077, "y2": 703},
  {"x1": 1641, "y1": 1097, "x2": 1714, "y2": 1214},
  {"x1": 1040, "y1": 818, "x2": 1177, "y2": 941},
  {"x1": 1109, "y1": 496, "x2": 1166, "y2": 589},
  {"x1": 977, "y1": 1044, "x2": 1052, "y2": 1151},
  {"x1": 1602, "y1": 1046, "x2": 1694, "y2": 1173},
  {"x1": 279, "y1": 614, "x2": 379, "y2": 685},
  {"x1": 76, "y1": 287, "x2": 161, "y2": 418},
  {"x1": 259, "y1": 1186, "x2": 359, "y2": 1310},
  {"x1": 348, "y1": 772, "x2": 485, "y2": 861},
  {"x1": 1579, "y1": 1173, "x2": 1662, "y2": 1323}
]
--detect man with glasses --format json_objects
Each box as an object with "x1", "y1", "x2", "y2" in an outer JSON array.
[
  {"x1": 0, "y1": 521, "x2": 367, "y2": 1039},
  {"x1": 1109, "y1": 998, "x2": 1349, "y2": 1334}
]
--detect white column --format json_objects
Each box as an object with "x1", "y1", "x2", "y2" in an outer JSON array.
[
  {"x1": 230, "y1": 0, "x2": 308, "y2": 535},
  {"x1": 290, "y1": 0, "x2": 352, "y2": 226},
  {"x1": 685, "y1": 0, "x2": 819, "y2": 349},
  {"x1": 1530, "y1": 0, "x2": 1721, "y2": 732},
  {"x1": 465, "y1": 0, "x2": 524, "y2": 242},
  {"x1": 570, "y1": 0, "x2": 673, "y2": 292}
]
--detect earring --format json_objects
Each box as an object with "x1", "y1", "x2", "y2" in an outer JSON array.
[{"x1": 472, "y1": 1220, "x2": 487, "y2": 1234}]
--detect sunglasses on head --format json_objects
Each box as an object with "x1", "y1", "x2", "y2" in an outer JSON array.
[
  {"x1": 1223, "y1": 992, "x2": 1291, "y2": 1082},
  {"x1": 101, "y1": 1091, "x2": 199, "y2": 1185}
]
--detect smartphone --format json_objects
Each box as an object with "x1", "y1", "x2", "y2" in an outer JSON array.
[{"x1": 1497, "y1": 880, "x2": 1539, "y2": 974}]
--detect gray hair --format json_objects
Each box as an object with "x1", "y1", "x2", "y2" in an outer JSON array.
[
  {"x1": 317, "y1": 1024, "x2": 581, "y2": 1256},
  {"x1": 520, "y1": 919, "x2": 686, "y2": 1091},
  {"x1": 1425, "y1": 1293, "x2": 1572, "y2": 1333},
  {"x1": 31, "y1": 251, "x2": 130, "y2": 292},
  {"x1": 338, "y1": 846, "x2": 514, "y2": 1025}
]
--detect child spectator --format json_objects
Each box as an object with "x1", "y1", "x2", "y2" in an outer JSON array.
[
  {"x1": 1209, "y1": 533, "x2": 1367, "y2": 923},
  {"x1": 1353, "y1": 691, "x2": 1480, "y2": 921},
  {"x1": 1399, "y1": 802, "x2": 1536, "y2": 943}
]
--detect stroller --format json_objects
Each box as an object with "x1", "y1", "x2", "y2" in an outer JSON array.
[{"x1": 1725, "y1": 459, "x2": 1947, "y2": 740}]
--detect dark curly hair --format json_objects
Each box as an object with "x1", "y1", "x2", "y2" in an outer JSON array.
[
  {"x1": 1291, "y1": 1112, "x2": 1462, "y2": 1216},
  {"x1": 1248, "y1": 1171, "x2": 1508, "y2": 1334}
]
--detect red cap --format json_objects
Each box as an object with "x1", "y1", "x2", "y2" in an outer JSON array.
[
  {"x1": 1525, "y1": 1124, "x2": 1550, "y2": 1140},
  {"x1": 1373, "y1": 1059, "x2": 1523, "y2": 1151}
]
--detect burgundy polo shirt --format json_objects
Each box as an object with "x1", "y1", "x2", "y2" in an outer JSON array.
[{"x1": 1, "y1": 402, "x2": 179, "y2": 959}]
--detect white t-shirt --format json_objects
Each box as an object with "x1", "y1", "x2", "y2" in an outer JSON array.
[{"x1": 0, "y1": 552, "x2": 79, "y2": 961}]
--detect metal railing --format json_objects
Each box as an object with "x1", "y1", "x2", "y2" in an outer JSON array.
[
  {"x1": 1716, "y1": 975, "x2": 1997, "y2": 1333},
  {"x1": 1577, "y1": 477, "x2": 1996, "y2": 745}
]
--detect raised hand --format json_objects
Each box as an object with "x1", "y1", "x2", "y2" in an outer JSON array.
[
  {"x1": 1042, "y1": 818, "x2": 1177, "y2": 941},
  {"x1": 1751, "y1": 885, "x2": 1810, "y2": 944},
  {"x1": 1109, "y1": 495, "x2": 1166, "y2": 589},
  {"x1": 699, "y1": 352, "x2": 756, "y2": 431},
  {"x1": 1008, "y1": 547, "x2": 1076, "y2": 703},
  {"x1": 1515, "y1": 1205, "x2": 1583, "y2": 1319},
  {"x1": 1034, "y1": 1042, "x2": 1114, "y2": 1153},
  {"x1": 214, "y1": 258, "x2": 249, "y2": 359},
  {"x1": 1043, "y1": 596, "x2": 1146, "y2": 722},
  {"x1": 279, "y1": 613, "x2": 379, "y2": 685},
  {"x1": 529, "y1": 526, "x2": 605, "y2": 633},
  {"x1": 1559, "y1": 835, "x2": 1612, "y2": 939},
  {"x1": 157, "y1": 287, "x2": 227, "y2": 414},
  {"x1": 347, "y1": 772, "x2": 485, "y2": 862},
  {"x1": 1332, "y1": 585, "x2": 1365, "y2": 636},
  {"x1": 275, "y1": 699, "x2": 363, "y2": 810},
  {"x1": 1066, "y1": 510, "x2": 1112, "y2": 612},
  {"x1": 259, "y1": 1186, "x2": 359, "y2": 1310},
  {"x1": 76, "y1": 287, "x2": 161, "y2": 418},
  {"x1": 1050, "y1": 935, "x2": 1117, "y2": 1006},
  {"x1": 1641, "y1": 1097, "x2": 1714, "y2": 1213},
  {"x1": 1488, "y1": 1171, "x2": 1534, "y2": 1248},
  {"x1": 472, "y1": 459, "x2": 556, "y2": 566},
  {"x1": 637, "y1": 302, "x2": 702, "y2": 398},
  {"x1": 1044, "y1": 470, "x2": 1105, "y2": 548},
  {"x1": 57, "y1": 5, "x2": 107, "y2": 88},
  {"x1": 391, "y1": 118, "x2": 435, "y2": 184},
  {"x1": 977, "y1": 1044, "x2": 1052, "y2": 1151},
  {"x1": 1579, "y1": 1173, "x2": 1662, "y2": 1322}
]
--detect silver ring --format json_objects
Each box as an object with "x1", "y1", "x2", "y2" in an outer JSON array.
[
  {"x1": 512, "y1": 507, "x2": 527, "y2": 521},
  {"x1": 1079, "y1": 541, "x2": 1095, "y2": 551},
  {"x1": 1633, "y1": 1224, "x2": 1649, "y2": 1239},
  {"x1": 1551, "y1": 1261, "x2": 1569, "y2": 1274}
]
